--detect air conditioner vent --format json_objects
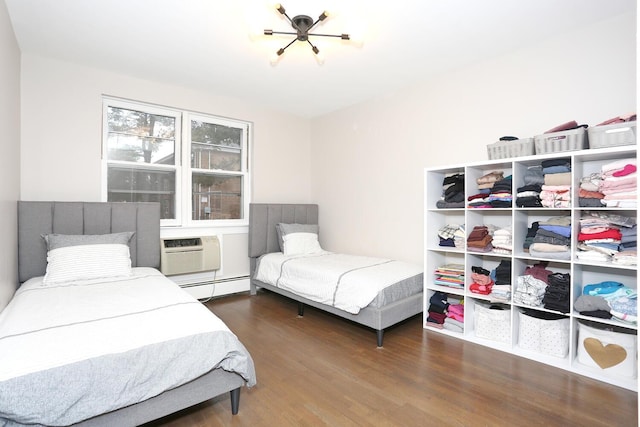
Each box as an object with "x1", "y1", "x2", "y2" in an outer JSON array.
[{"x1": 160, "y1": 236, "x2": 220, "y2": 276}]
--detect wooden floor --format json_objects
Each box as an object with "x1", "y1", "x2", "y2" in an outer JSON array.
[{"x1": 146, "y1": 290, "x2": 638, "y2": 427}]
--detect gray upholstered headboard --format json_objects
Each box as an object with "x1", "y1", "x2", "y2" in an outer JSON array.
[
  {"x1": 248, "y1": 203, "x2": 319, "y2": 274},
  {"x1": 18, "y1": 201, "x2": 161, "y2": 283}
]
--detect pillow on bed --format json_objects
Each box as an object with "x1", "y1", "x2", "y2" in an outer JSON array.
[
  {"x1": 41, "y1": 232, "x2": 135, "y2": 284},
  {"x1": 283, "y1": 232, "x2": 324, "y2": 256},
  {"x1": 42, "y1": 231, "x2": 135, "y2": 250},
  {"x1": 276, "y1": 223, "x2": 319, "y2": 252}
]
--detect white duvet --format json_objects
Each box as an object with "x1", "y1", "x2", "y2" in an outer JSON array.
[
  {"x1": 255, "y1": 252, "x2": 423, "y2": 314},
  {"x1": 0, "y1": 267, "x2": 256, "y2": 426},
  {"x1": 0, "y1": 268, "x2": 230, "y2": 381}
]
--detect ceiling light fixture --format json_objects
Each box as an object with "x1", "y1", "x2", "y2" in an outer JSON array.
[{"x1": 264, "y1": 3, "x2": 350, "y2": 63}]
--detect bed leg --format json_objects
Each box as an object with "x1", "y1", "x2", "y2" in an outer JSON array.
[
  {"x1": 250, "y1": 282, "x2": 257, "y2": 296},
  {"x1": 230, "y1": 387, "x2": 241, "y2": 415},
  {"x1": 298, "y1": 302, "x2": 305, "y2": 316},
  {"x1": 376, "y1": 330, "x2": 384, "y2": 347}
]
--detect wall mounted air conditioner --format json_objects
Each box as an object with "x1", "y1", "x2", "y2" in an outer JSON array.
[{"x1": 160, "y1": 236, "x2": 220, "y2": 276}]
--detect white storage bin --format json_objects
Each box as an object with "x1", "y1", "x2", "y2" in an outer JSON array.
[
  {"x1": 588, "y1": 121, "x2": 636, "y2": 149},
  {"x1": 487, "y1": 138, "x2": 534, "y2": 160},
  {"x1": 534, "y1": 127, "x2": 587, "y2": 154},
  {"x1": 517, "y1": 310, "x2": 569, "y2": 358},
  {"x1": 474, "y1": 302, "x2": 511, "y2": 344},
  {"x1": 577, "y1": 321, "x2": 637, "y2": 379}
]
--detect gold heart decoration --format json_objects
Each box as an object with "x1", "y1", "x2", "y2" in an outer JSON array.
[{"x1": 583, "y1": 337, "x2": 627, "y2": 369}]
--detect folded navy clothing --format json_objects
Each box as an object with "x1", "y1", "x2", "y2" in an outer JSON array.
[
  {"x1": 517, "y1": 184, "x2": 542, "y2": 193},
  {"x1": 541, "y1": 158, "x2": 571, "y2": 168}
]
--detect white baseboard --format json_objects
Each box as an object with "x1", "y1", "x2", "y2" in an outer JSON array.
[{"x1": 178, "y1": 277, "x2": 250, "y2": 300}]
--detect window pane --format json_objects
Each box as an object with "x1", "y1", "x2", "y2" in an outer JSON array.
[
  {"x1": 107, "y1": 106, "x2": 176, "y2": 164},
  {"x1": 192, "y1": 173, "x2": 242, "y2": 220},
  {"x1": 191, "y1": 120, "x2": 242, "y2": 171},
  {"x1": 107, "y1": 166, "x2": 175, "y2": 219}
]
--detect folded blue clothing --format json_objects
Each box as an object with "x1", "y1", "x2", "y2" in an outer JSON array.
[
  {"x1": 583, "y1": 281, "x2": 624, "y2": 296},
  {"x1": 539, "y1": 224, "x2": 571, "y2": 238},
  {"x1": 543, "y1": 165, "x2": 572, "y2": 174}
]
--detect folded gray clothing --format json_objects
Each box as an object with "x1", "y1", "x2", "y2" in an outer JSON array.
[
  {"x1": 533, "y1": 233, "x2": 571, "y2": 246},
  {"x1": 585, "y1": 211, "x2": 636, "y2": 228},
  {"x1": 523, "y1": 165, "x2": 544, "y2": 186},
  {"x1": 539, "y1": 216, "x2": 572, "y2": 227},
  {"x1": 436, "y1": 200, "x2": 465, "y2": 209},
  {"x1": 536, "y1": 228, "x2": 571, "y2": 243},
  {"x1": 579, "y1": 198, "x2": 605, "y2": 207},
  {"x1": 574, "y1": 295, "x2": 611, "y2": 312}
]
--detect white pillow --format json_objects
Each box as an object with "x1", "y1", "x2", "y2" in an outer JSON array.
[
  {"x1": 43, "y1": 243, "x2": 133, "y2": 285},
  {"x1": 283, "y1": 232, "x2": 324, "y2": 256}
]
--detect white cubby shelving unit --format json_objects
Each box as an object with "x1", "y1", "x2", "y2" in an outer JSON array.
[{"x1": 423, "y1": 145, "x2": 638, "y2": 391}]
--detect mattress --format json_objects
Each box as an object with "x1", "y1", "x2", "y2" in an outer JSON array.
[
  {"x1": 255, "y1": 252, "x2": 423, "y2": 314},
  {"x1": 0, "y1": 268, "x2": 256, "y2": 427}
]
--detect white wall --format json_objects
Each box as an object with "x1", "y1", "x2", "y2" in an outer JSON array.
[
  {"x1": 0, "y1": 0, "x2": 20, "y2": 310},
  {"x1": 19, "y1": 55, "x2": 313, "y2": 283},
  {"x1": 311, "y1": 12, "x2": 637, "y2": 265},
  {"x1": 20, "y1": 55, "x2": 312, "y2": 204}
]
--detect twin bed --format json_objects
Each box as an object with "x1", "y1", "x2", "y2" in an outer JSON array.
[
  {"x1": 0, "y1": 201, "x2": 256, "y2": 427},
  {"x1": 0, "y1": 201, "x2": 421, "y2": 426},
  {"x1": 248, "y1": 203, "x2": 424, "y2": 347}
]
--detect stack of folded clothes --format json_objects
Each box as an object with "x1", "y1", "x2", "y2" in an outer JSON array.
[
  {"x1": 444, "y1": 299, "x2": 465, "y2": 333},
  {"x1": 488, "y1": 175, "x2": 513, "y2": 208},
  {"x1": 581, "y1": 281, "x2": 637, "y2": 325},
  {"x1": 578, "y1": 172, "x2": 605, "y2": 207},
  {"x1": 577, "y1": 214, "x2": 622, "y2": 263},
  {"x1": 466, "y1": 225, "x2": 494, "y2": 253},
  {"x1": 433, "y1": 264, "x2": 465, "y2": 289},
  {"x1": 542, "y1": 272, "x2": 571, "y2": 313},
  {"x1": 469, "y1": 266, "x2": 493, "y2": 295},
  {"x1": 516, "y1": 165, "x2": 544, "y2": 207},
  {"x1": 437, "y1": 223, "x2": 466, "y2": 248},
  {"x1": 539, "y1": 158, "x2": 572, "y2": 208},
  {"x1": 528, "y1": 216, "x2": 571, "y2": 260},
  {"x1": 577, "y1": 211, "x2": 637, "y2": 265},
  {"x1": 490, "y1": 260, "x2": 512, "y2": 302},
  {"x1": 426, "y1": 291, "x2": 450, "y2": 328},
  {"x1": 599, "y1": 158, "x2": 636, "y2": 208},
  {"x1": 468, "y1": 171, "x2": 504, "y2": 208},
  {"x1": 437, "y1": 173, "x2": 465, "y2": 208},
  {"x1": 513, "y1": 263, "x2": 553, "y2": 307},
  {"x1": 491, "y1": 226, "x2": 512, "y2": 255}
]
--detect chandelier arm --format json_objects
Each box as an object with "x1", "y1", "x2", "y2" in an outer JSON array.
[
  {"x1": 308, "y1": 33, "x2": 350, "y2": 39},
  {"x1": 305, "y1": 17, "x2": 323, "y2": 34},
  {"x1": 278, "y1": 37, "x2": 298, "y2": 55},
  {"x1": 267, "y1": 30, "x2": 298, "y2": 36},
  {"x1": 306, "y1": 39, "x2": 320, "y2": 55}
]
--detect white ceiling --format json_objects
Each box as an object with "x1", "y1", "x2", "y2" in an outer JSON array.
[{"x1": 5, "y1": 0, "x2": 636, "y2": 118}]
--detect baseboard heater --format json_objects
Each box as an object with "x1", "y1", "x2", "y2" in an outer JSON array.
[{"x1": 180, "y1": 275, "x2": 250, "y2": 289}]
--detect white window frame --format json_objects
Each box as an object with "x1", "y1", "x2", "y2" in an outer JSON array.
[
  {"x1": 182, "y1": 113, "x2": 251, "y2": 228},
  {"x1": 101, "y1": 97, "x2": 251, "y2": 228}
]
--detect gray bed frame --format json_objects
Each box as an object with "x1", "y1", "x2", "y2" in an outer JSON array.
[
  {"x1": 17, "y1": 201, "x2": 247, "y2": 427},
  {"x1": 248, "y1": 203, "x2": 423, "y2": 347}
]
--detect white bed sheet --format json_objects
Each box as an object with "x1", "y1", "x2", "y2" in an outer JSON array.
[{"x1": 255, "y1": 252, "x2": 423, "y2": 314}]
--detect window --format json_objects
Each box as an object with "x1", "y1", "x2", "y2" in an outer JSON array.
[{"x1": 102, "y1": 98, "x2": 250, "y2": 227}]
